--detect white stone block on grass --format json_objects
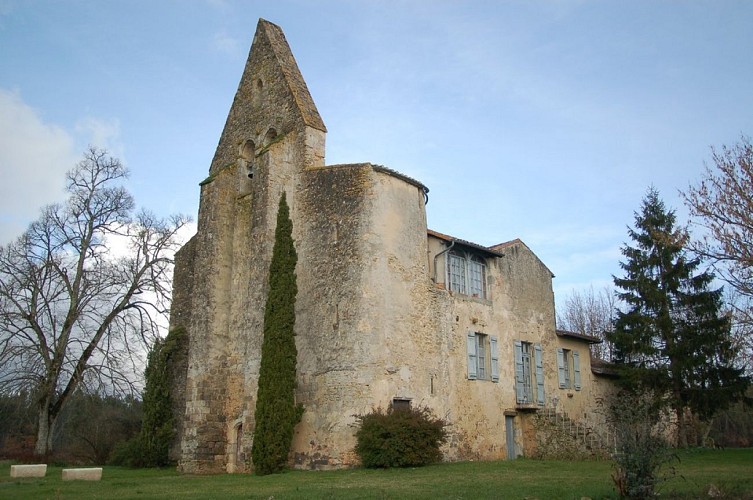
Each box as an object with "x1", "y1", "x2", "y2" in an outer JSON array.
[
  {"x1": 10, "y1": 464, "x2": 47, "y2": 478},
  {"x1": 62, "y1": 467, "x2": 103, "y2": 481}
]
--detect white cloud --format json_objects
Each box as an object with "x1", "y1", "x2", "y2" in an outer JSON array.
[
  {"x1": 212, "y1": 31, "x2": 241, "y2": 56},
  {"x1": 103, "y1": 220, "x2": 197, "y2": 261},
  {"x1": 0, "y1": 89, "x2": 76, "y2": 243},
  {"x1": 0, "y1": 90, "x2": 127, "y2": 244},
  {"x1": 75, "y1": 117, "x2": 123, "y2": 158}
]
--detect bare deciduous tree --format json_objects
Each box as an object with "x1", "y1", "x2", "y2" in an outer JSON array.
[
  {"x1": 0, "y1": 148, "x2": 189, "y2": 456},
  {"x1": 683, "y1": 135, "x2": 753, "y2": 303},
  {"x1": 556, "y1": 285, "x2": 615, "y2": 360},
  {"x1": 725, "y1": 290, "x2": 753, "y2": 374}
]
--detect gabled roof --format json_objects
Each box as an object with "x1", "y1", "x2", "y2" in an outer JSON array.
[
  {"x1": 255, "y1": 19, "x2": 326, "y2": 132},
  {"x1": 427, "y1": 229, "x2": 504, "y2": 257},
  {"x1": 490, "y1": 238, "x2": 555, "y2": 278},
  {"x1": 490, "y1": 238, "x2": 523, "y2": 251}
]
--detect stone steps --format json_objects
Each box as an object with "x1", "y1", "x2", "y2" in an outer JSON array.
[{"x1": 541, "y1": 407, "x2": 615, "y2": 456}]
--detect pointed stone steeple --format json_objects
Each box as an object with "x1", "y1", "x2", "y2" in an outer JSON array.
[
  {"x1": 254, "y1": 19, "x2": 326, "y2": 132},
  {"x1": 209, "y1": 18, "x2": 326, "y2": 174}
]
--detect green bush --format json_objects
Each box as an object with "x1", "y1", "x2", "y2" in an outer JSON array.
[
  {"x1": 109, "y1": 435, "x2": 144, "y2": 467},
  {"x1": 355, "y1": 405, "x2": 448, "y2": 468}
]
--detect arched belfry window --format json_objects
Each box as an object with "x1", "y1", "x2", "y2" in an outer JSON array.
[
  {"x1": 240, "y1": 140, "x2": 255, "y2": 179},
  {"x1": 263, "y1": 128, "x2": 277, "y2": 146}
]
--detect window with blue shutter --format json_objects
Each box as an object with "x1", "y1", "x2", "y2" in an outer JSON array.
[
  {"x1": 490, "y1": 336, "x2": 499, "y2": 382},
  {"x1": 467, "y1": 333, "x2": 478, "y2": 380},
  {"x1": 534, "y1": 344, "x2": 545, "y2": 405},
  {"x1": 556, "y1": 348, "x2": 566, "y2": 389},
  {"x1": 467, "y1": 332, "x2": 499, "y2": 382},
  {"x1": 573, "y1": 351, "x2": 581, "y2": 390},
  {"x1": 514, "y1": 340, "x2": 525, "y2": 403}
]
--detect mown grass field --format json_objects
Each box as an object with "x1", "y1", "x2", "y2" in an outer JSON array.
[{"x1": 1, "y1": 448, "x2": 752, "y2": 499}]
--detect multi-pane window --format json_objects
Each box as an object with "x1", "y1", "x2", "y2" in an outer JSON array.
[
  {"x1": 448, "y1": 253, "x2": 467, "y2": 295},
  {"x1": 467, "y1": 332, "x2": 499, "y2": 382},
  {"x1": 448, "y1": 252, "x2": 487, "y2": 299},
  {"x1": 476, "y1": 334, "x2": 487, "y2": 379},
  {"x1": 557, "y1": 348, "x2": 581, "y2": 390},
  {"x1": 562, "y1": 350, "x2": 571, "y2": 388},
  {"x1": 514, "y1": 340, "x2": 545, "y2": 406},
  {"x1": 469, "y1": 259, "x2": 486, "y2": 298}
]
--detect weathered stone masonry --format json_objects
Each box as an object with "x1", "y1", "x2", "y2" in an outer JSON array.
[{"x1": 169, "y1": 18, "x2": 616, "y2": 473}]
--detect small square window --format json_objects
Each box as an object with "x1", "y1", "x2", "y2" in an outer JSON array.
[{"x1": 392, "y1": 398, "x2": 411, "y2": 411}]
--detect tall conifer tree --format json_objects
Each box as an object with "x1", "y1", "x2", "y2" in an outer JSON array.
[
  {"x1": 609, "y1": 188, "x2": 748, "y2": 446},
  {"x1": 139, "y1": 332, "x2": 176, "y2": 467},
  {"x1": 252, "y1": 192, "x2": 301, "y2": 475}
]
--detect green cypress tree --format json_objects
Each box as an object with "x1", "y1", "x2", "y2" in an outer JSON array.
[
  {"x1": 252, "y1": 192, "x2": 302, "y2": 475},
  {"x1": 609, "y1": 187, "x2": 749, "y2": 446},
  {"x1": 139, "y1": 326, "x2": 186, "y2": 467}
]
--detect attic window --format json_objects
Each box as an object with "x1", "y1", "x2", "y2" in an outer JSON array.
[{"x1": 447, "y1": 251, "x2": 487, "y2": 299}]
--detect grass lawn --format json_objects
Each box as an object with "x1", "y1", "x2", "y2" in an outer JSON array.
[{"x1": 1, "y1": 449, "x2": 751, "y2": 499}]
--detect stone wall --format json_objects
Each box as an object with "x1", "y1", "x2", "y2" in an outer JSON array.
[{"x1": 530, "y1": 412, "x2": 606, "y2": 460}]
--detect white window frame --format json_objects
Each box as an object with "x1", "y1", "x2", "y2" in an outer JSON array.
[
  {"x1": 468, "y1": 257, "x2": 486, "y2": 298},
  {"x1": 448, "y1": 253, "x2": 467, "y2": 295}
]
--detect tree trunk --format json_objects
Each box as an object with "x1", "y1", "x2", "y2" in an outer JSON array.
[
  {"x1": 34, "y1": 401, "x2": 55, "y2": 457},
  {"x1": 675, "y1": 404, "x2": 688, "y2": 448}
]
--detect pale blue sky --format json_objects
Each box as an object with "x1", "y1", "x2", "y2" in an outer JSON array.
[{"x1": 1, "y1": 1, "x2": 752, "y2": 311}]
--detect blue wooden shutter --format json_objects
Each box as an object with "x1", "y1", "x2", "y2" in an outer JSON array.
[
  {"x1": 514, "y1": 340, "x2": 524, "y2": 403},
  {"x1": 490, "y1": 336, "x2": 499, "y2": 382},
  {"x1": 534, "y1": 343, "x2": 545, "y2": 405},
  {"x1": 467, "y1": 333, "x2": 477, "y2": 380},
  {"x1": 556, "y1": 348, "x2": 566, "y2": 388},
  {"x1": 573, "y1": 351, "x2": 581, "y2": 390}
]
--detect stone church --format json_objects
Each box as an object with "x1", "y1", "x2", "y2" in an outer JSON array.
[{"x1": 169, "y1": 19, "x2": 615, "y2": 474}]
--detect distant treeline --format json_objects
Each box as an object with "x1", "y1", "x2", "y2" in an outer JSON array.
[{"x1": 0, "y1": 391, "x2": 141, "y2": 465}]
